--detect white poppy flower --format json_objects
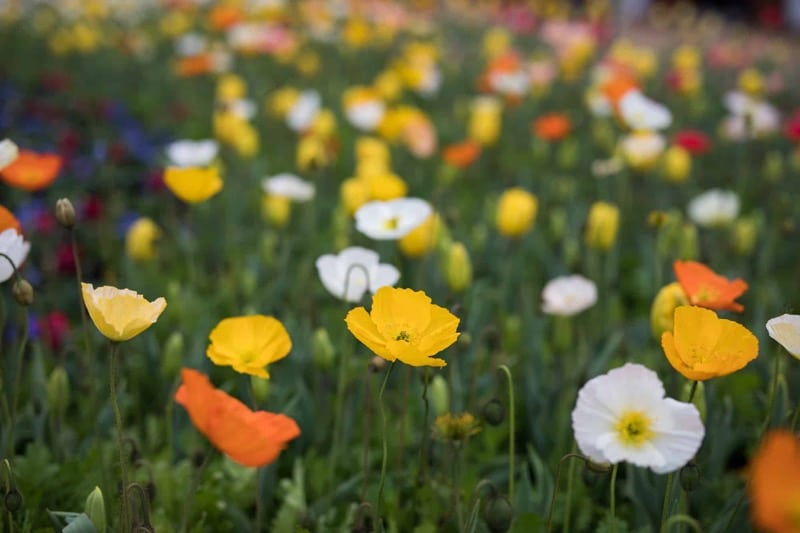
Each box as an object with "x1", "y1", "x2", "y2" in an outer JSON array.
[
  {"x1": 572, "y1": 363, "x2": 704, "y2": 474},
  {"x1": 618, "y1": 131, "x2": 665, "y2": 170},
  {"x1": 345, "y1": 100, "x2": 386, "y2": 132},
  {"x1": 315, "y1": 246, "x2": 400, "y2": 302},
  {"x1": 490, "y1": 70, "x2": 530, "y2": 97},
  {"x1": 766, "y1": 314, "x2": 800, "y2": 359},
  {"x1": 687, "y1": 189, "x2": 740, "y2": 228},
  {"x1": 165, "y1": 139, "x2": 219, "y2": 168},
  {"x1": 0, "y1": 139, "x2": 19, "y2": 171},
  {"x1": 0, "y1": 229, "x2": 31, "y2": 283},
  {"x1": 354, "y1": 198, "x2": 432, "y2": 240},
  {"x1": 175, "y1": 32, "x2": 208, "y2": 57},
  {"x1": 618, "y1": 90, "x2": 672, "y2": 131},
  {"x1": 261, "y1": 173, "x2": 315, "y2": 202},
  {"x1": 541, "y1": 275, "x2": 597, "y2": 316},
  {"x1": 286, "y1": 90, "x2": 321, "y2": 132},
  {"x1": 721, "y1": 91, "x2": 780, "y2": 139},
  {"x1": 415, "y1": 67, "x2": 442, "y2": 98}
]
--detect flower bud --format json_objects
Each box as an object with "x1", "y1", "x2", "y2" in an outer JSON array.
[
  {"x1": 161, "y1": 332, "x2": 184, "y2": 377},
  {"x1": 662, "y1": 145, "x2": 691, "y2": 184},
  {"x1": 312, "y1": 328, "x2": 336, "y2": 369},
  {"x1": 12, "y1": 278, "x2": 33, "y2": 306},
  {"x1": 3, "y1": 489, "x2": 22, "y2": 513},
  {"x1": 481, "y1": 398, "x2": 506, "y2": 426},
  {"x1": 585, "y1": 201, "x2": 620, "y2": 251},
  {"x1": 430, "y1": 374, "x2": 449, "y2": 416},
  {"x1": 250, "y1": 375, "x2": 270, "y2": 404},
  {"x1": 548, "y1": 208, "x2": 567, "y2": 241},
  {"x1": 650, "y1": 282, "x2": 689, "y2": 341},
  {"x1": 444, "y1": 242, "x2": 472, "y2": 293},
  {"x1": 732, "y1": 214, "x2": 760, "y2": 256},
  {"x1": 502, "y1": 315, "x2": 521, "y2": 355},
  {"x1": 368, "y1": 356, "x2": 386, "y2": 373},
  {"x1": 399, "y1": 213, "x2": 442, "y2": 258},
  {"x1": 584, "y1": 459, "x2": 613, "y2": 474},
  {"x1": 495, "y1": 188, "x2": 538, "y2": 238},
  {"x1": 84, "y1": 486, "x2": 106, "y2": 533},
  {"x1": 679, "y1": 460, "x2": 701, "y2": 492},
  {"x1": 262, "y1": 194, "x2": 291, "y2": 228},
  {"x1": 46, "y1": 366, "x2": 69, "y2": 419},
  {"x1": 55, "y1": 198, "x2": 76, "y2": 228},
  {"x1": 678, "y1": 223, "x2": 699, "y2": 260},
  {"x1": 483, "y1": 494, "x2": 513, "y2": 533}
]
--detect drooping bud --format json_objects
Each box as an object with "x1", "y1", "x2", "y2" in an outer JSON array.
[
  {"x1": 55, "y1": 198, "x2": 76, "y2": 229},
  {"x1": 585, "y1": 201, "x2": 620, "y2": 251},
  {"x1": 4, "y1": 489, "x2": 22, "y2": 512},
  {"x1": 12, "y1": 278, "x2": 33, "y2": 306},
  {"x1": 481, "y1": 398, "x2": 506, "y2": 426},
  {"x1": 483, "y1": 494, "x2": 514, "y2": 533}
]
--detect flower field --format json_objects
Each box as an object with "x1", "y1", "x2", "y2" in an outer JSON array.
[{"x1": 1, "y1": 1, "x2": 800, "y2": 531}]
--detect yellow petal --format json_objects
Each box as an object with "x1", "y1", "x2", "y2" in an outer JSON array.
[
  {"x1": 661, "y1": 331, "x2": 715, "y2": 381},
  {"x1": 388, "y1": 340, "x2": 446, "y2": 367},
  {"x1": 693, "y1": 318, "x2": 758, "y2": 376},
  {"x1": 672, "y1": 306, "x2": 723, "y2": 365},
  {"x1": 370, "y1": 287, "x2": 431, "y2": 340},
  {"x1": 345, "y1": 307, "x2": 394, "y2": 361},
  {"x1": 417, "y1": 304, "x2": 460, "y2": 356}
]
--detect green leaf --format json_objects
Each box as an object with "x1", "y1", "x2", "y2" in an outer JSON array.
[{"x1": 63, "y1": 513, "x2": 99, "y2": 533}]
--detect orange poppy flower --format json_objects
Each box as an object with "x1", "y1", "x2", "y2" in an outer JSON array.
[
  {"x1": 175, "y1": 54, "x2": 214, "y2": 77},
  {"x1": 749, "y1": 430, "x2": 800, "y2": 533},
  {"x1": 442, "y1": 140, "x2": 481, "y2": 169},
  {"x1": 208, "y1": 5, "x2": 244, "y2": 31},
  {"x1": 0, "y1": 205, "x2": 21, "y2": 233},
  {"x1": 175, "y1": 368, "x2": 300, "y2": 467},
  {"x1": 602, "y1": 74, "x2": 639, "y2": 108},
  {"x1": 532, "y1": 113, "x2": 572, "y2": 142},
  {"x1": 673, "y1": 260, "x2": 748, "y2": 312},
  {"x1": 1, "y1": 150, "x2": 61, "y2": 192},
  {"x1": 477, "y1": 51, "x2": 522, "y2": 94}
]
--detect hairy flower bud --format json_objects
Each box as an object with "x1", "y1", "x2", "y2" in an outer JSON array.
[
  {"x1": 55, "y1": 198, "x2": 76, "y2": 228},
  {"x1": 12, "y1": 278, "x2": 33, "y2": 306}
]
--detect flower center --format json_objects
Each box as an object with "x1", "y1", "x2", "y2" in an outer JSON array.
[
  {"x1": 382, "y1": 216, "x2": 400, "y2": 230},
  {"x1": 615, "y1": 411, "x2": 653, "y2": 447},
  {"x1": 692, "y1": 283, "x2": 720, "y2": 305},
  {"x1": 395, "y1": 330, "x2": 411, "y2": 342}
]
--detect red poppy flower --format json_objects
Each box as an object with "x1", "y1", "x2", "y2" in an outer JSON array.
[
  {"x1": 1, "y1": 150, "x2": 62, "y2": 192},
  {"x1": 532, "y1": 113, "x2": 572, "y2": 142},
  {"x1": 783, "y1": 110, "x2": 800, "y2": 142},
  {"x1": 175, "y1": 368, "x2": 301, "y2": 467},
  {"x1": 673, "y1": 260, "x2": 748, "y2": 313},
  {"x1": 673, "y1": 130, "x2": 711, "y2": 155}
]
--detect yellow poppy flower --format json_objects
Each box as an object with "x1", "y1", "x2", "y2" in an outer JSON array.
[
  {"x1": 81, "y1": 283, "x2": 167, "y2": 342},
  {"x1": 345, "y1": 287, "x2": 460, "y2": 368},
  {"x1": 495, "y1": 188, "x2": 538, "y2": 238},
  {"x1": 125, "y1": 217, "x2": 161, "y2": 262},
  {"x1": 207, "y1": 315, "x2": 292, "y2": 378},
  {"x1": 163, "y1": 166, "x2": 223, "y2": 204},
  {"x1": 398, "y1": 212, "x2": 442, "y2": 258},
  {"x1": 661, "y1": 306, "x2": 758, "y2": 381},
  {"x1": 585, "y1": 201, "x2": 620, "y2": 251}
]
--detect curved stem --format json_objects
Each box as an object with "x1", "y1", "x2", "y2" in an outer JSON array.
[
  {"x1": 497, "y1": 364, "x2": 515, "y2": 500},
  {"x1": 375, "y1": 361, "x2": 396, "y2": 532},
  {"x1": 663, "y1": 514, "x2": 703, "y2": 532},
  {"x1": 110, "y1": 342, "x2": 130, "y2": 532},
  {"x1": 545, "y1": 453, "x2": 587, "y2": 532},
  {"x1": 609, "y1": 464, "x2": 619, "y2": 533}
]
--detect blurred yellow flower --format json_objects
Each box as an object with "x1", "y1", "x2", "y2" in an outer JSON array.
[
  {"x1": 295, "y1": 50, "x2": 320, "y2": 77},
  {"x1": 650, "y1": 282, "x2": 689, "y2": 340},
  {"x1": 125, "y1": 217, "x2": 161, "y2": 262},
  {"x1": 373, "y1": 70, "x2": 403, "y2": 101},
  {"x1": 433, "y1": 412, "x2": 481, "y2": 441},
  {"x1": 738, "y1": 68, "x2": 764, "y2": 96},
  {"x1": 367, "y1": 172, "x2": 407, "y2": 201},
  {"x1": 266, "y1": 87, "x2": 300, "y2": 117},
  {"x1": 356, "y1": 137, "x2": 391, "y2": 167},
  {"x1": 585, "y1": 201, "x2": 620, "y2": 251},
  {"x1": 296, "y1": 135, "x2": 330, "y2": 172},
  {"x1": 81, "y1": 283, "x2": 167, "y2": 342},
  {"x1": 345, "y1": 286, "x2": 460, "y2": 367},
  {"x1": 399, "y1": 212, "x2": 442, "y2": 258},
  {"x1": 483, "y1": 27, "x2": 512, "y2": 59},
  {"x1": 164, "y1": 166, "x2": 223, "y2": 204},
  {"x1": 662, "y1": 145, "x2": 691, "y2": 183},
  {"x1": 207, "y1": 315, "x2": 292, "y2": 378},
  {"x1": 661, "y1": 306, "x2": 758, "y2": 381},
  {"x1": 229, "y1": 122, "x2": 259, "y2": 158},
  {"x1": 262, "y1": 194, "x2": 291, "y2": 228},
  {"x1": 340, "y1": 178, "x2": 371, "y2": 215},
  {"x1": 468, "y1": 96, "x2": 502, "y2": 146},
  {"x1": 496, "y1": 187, "x2": 537, "y2": 238},
  {"x1": 445, "y1": 242, "x2": 472, "y2": 293},
  {"x1": 217, "y1": 74, "x2": 247, "y2": 102},
  {"x1": 343, "y1": 18, "x2": 372, "y2": 49}
]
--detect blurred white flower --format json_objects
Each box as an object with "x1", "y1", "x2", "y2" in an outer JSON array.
[
  {"x1": 261, "y1": 173, "x2": 315, "y2": 202},
  {"x1": 0, "y1": 229, "x2": 31, "y2": 283},
  {"x1": 345, "y1": 99, "x2": 385, "y2": 132},
  {"x1": 721, "y1": 91, "x2": 780, "y2": 140},
  {"x1": 618, "y1": 131, "x2": 665, "y2": 171},
  {"x1": 227, "y1": 99, "x2": 257, "y2": 120},
  {"x1": 315, "y1": 246, "x2": 400, "y2": 302},
  {"x1": 175, "y1": 32, "x2": 207, "y2": 56},
  {"x1": 687, "y1": 189, "x2": 740, "y2": 228},
  {"x1": 541, "y1": 275, "x2": 597, "y2": 316},
  {"x1": 165, "y1": 139, "x2": 218, "y2": 168},
  {"x1": 0, "y1": 139, "x2": 19, "y2": 171},
  {"x1": 286, "y1": 90, "x2": 321, "y2": 132},
  {"x1": 766, "y1": 314, "x2": 800, "y2": 359},
  {"x1": 489, "y1": 70, "x2": 530, "y2": 98},
  {"x1": 618, "y1": 90, "x2": 672, "y2": 131},
  {"x1": 415, "y1": 66, "x2": 442, "y2": 98},
  {"x1": 572, "y1": 363, "x2": 704, "y2": 474},
  {"x1": 354, "y1": 198, "x2": 432, "y2": 240}
]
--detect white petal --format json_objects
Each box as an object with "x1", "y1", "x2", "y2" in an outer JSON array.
[
  {"x1": 649, "y1": 399, "x2": 704, "y2": 474},
  {"x1": 0, "y1": 139, "x2": 19, "y2": 171},
  {"x1": 286, "y1": 90, "x2": 321, "y2": 132},
  {"x1": 315, "y1": 255, "x2": 346, "y2": 299},
  {"x1": 370, "y1": 264, "x2": 400, "y2": 292},
  {"x1": 766, "y1": 314, "x2": 800, "y2": 358},
  {"x1": 262, "y1": 173, "x2": 315, "y2": 202}
]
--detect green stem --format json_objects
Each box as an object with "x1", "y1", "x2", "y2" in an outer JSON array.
[
  {"x1": 254, "y1": 467, "x2": 264, "y2": 533},
  {"x1": 375, "y1": 361, "x2": 396, "y2": 531},
  {"x1": 687, "y1": 381, "x2": 698, "y2": 403},
  {"x1": 71, "y1": 229, "x2": 93, "y2": 390},
  {"x1": 417, "y1": 368, "x2": 430, "y2": 484},
  {"x1": 663, "y1": 514, "x2": 702, "y2": 532},
  {"x1": 759, "y1": 352, "x2": 781, "y2": 436},
  {"x1": 498, "y1": 364, "x2": 515, "y2": 500},
  {"x1": 178, "y1": 450, "x2": 212, "y2": 533},
  {"x1": 660, "y1": 473, "x2": 674, "y2": 533},
  {"x1": 5, "y1": 305, "x2": 28, "y2": 458},
  {"x1": 453, "y1": 444, "x2": 464, "y2": 532},
  {"x1": 545, "y1": 453, "x2": 587, "y2": 532},
  {"x1": 109, "y1": 342, "x2": 130, "y2": 532},
  {"x1": 609, "y1": 464, "x2": 619, "y2": 533},
  {"x1": 721, "y1": 489, "x2": 746, "y2": 533}
]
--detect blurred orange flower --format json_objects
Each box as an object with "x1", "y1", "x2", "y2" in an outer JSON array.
[
  {"x1": 749, "y1": 430, "x2": 800, "y2": 533},
  {"x1": 0, "y1": 205, "x2": 21, "y2": 233},
  {"x1": 661, "y1": 305, "x2": 758, "y2": 381},
  {"x1": 1, "y1": 150, "x2": 62, "y2": 192},
  {"x1": 602, "y1": 74, "x2": 639, "y2": 108},
  {"x1": 673, "y1": 260, "x2": 748, "y2": 312},
  {"x1": 532, "y1": 113, "x2": 572, "y2": 141},
  {"x1": 175, "y1": 54, "x2": 214, "y2": 77},
  {"x1": 208, "y1": 5, "x2": 244, "y2": 31},
  {"x1": 175, "y1": 368, "x2": 300, "y2": 468},
  {"x1": 442, "y1": 140, "x2": 481, "y2": 169}
]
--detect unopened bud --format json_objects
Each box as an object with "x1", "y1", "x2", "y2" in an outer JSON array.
[
  {"x1": 502, "y1": 315, "x2": 521, "y2": 355},
  {"x1": 12, "y1": 278, "x2": 33, "y2": 306},
  {"x1": 679, "y1": 460, "x2": 701, "y2": 492},
  {"x1": 250, "y1": 376, "x2": 270, "y2": 404},
  {"x1": 430, "y1": 375, "x2": 449, "y2": 416},
  {"x1": 368, "y1": 356, "x2": 386, "y2": 373},
  {"x1": 55, "y1": 198, "x2": 76, "y2": 228},
  {"x1": 312, "y1": 328, "x2": 336, "y2": 369},
  {"x1": 161, "y1": 332, "x2": 184, "y2": 377},
  {"x1": 84, "y1": 486, "x2": 106, "y2": 533},
  {"x1": 46, "y1": 366, "x2": 70, "y2": 418},
  {"x1": 483, "y1": 495, "x2": 513, "y2": 533},
  {"x1": 481, "y1": 398, "x2": 506, "y2": 426},
  {"x1": 585, "y1": 459, "x2": 613, "y2": 474},
  {"x1": 678, "y1": 223, "x2": 699, "y2": 260},
  {"x1": 444, "y1": 242, "x2": 472, "y2": 293},
  {"x1": 3, "y1": 489, "x2": 22, "y2": 513}
]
